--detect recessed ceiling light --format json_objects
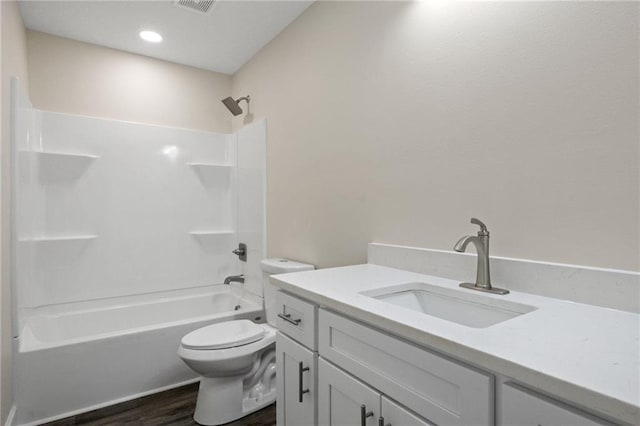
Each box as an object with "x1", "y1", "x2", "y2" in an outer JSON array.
[{"x1": 139, "y1": 30, "x2": 163, "y2": 43}]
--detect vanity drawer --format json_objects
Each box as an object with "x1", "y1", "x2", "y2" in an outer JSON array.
[
  {"x1": 500, "y1": 383, "x2": 614, "y2": 426},
  {"x1": 318, "y1": 309, "x2": 493, "y2": 426},
  {"x1": 275, "y1": 291, "x2": 317, "y2": 350}
]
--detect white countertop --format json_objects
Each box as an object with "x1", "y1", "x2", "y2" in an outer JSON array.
[{"x1": 271, "y1": 264, "x2": 640, "y2": 425}]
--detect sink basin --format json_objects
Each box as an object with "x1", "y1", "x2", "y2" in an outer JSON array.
[{"x1": 360, "y1": 282, "x2": 536, "y2": 328}]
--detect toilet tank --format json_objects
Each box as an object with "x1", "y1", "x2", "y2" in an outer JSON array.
[{"x1": 260, "y1": 259, "x2": 314, "y2": 326}]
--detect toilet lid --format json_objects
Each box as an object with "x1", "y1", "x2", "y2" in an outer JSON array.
[{"x1": 181, "y1": 320, "x2": 265, "y2": 350}]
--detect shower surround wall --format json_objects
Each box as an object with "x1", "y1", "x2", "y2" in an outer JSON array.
[
  {"x1": 16, "y1": 101, "x2": 237, "y2": 319},
  {"x1": 11, "y1": 79, "x2": 268, "y2": 424}
]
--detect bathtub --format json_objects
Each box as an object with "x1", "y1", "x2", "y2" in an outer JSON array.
[{"x1": 13, "y1": 285, "x2": 263, "y2": 426}]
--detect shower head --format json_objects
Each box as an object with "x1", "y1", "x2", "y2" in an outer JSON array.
[{"x1": 221, "y1": 95, "x2": 250, "y2": 116}]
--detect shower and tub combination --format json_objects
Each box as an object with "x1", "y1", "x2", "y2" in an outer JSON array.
[{"x1": 10, "y1": 79, "x2": 267, "y2": 425}]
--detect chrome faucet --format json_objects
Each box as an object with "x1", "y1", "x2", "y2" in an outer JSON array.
[
  {"x1": 454, "y1": 218, "x2": 509, "y2": 295},
  {"x1": 224, "y1": 274, "x2": 245, "y2": 285}
]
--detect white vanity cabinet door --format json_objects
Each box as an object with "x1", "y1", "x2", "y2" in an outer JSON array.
[
  {"x1": 318, "y1": 358, "x2": 380, "y2": 426},
  {"x1": 381, "y1": 396, "x2": 435, "y2": 426},
  {"x1": 500, "y1": 383, "x2": 614, "y2": 426},
  {"x1": 276, "y1": 332, "x2": 316, "y2": 426},
  {"x1": 319, "y1": 309, "x2": 492, "y2": 425}
]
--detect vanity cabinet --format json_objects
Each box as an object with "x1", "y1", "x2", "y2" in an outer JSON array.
[
  {"x1": 381, "y1": 396, "x2": 435, "y2": 426},
  {"x1": 318, "y1": 358, "x2": 381, "y2": 426},
  {"x1": 318, "y1": 358, "x2": 433, "y2": 426},
  {"x1": 274, "y1": 290, "x2": 620, "y2": 426},
  {"x1": 276, "y1": 333, "x2": 317, "y2": 426},
  {"x1": 500, "y1": 383, "x2": 615, "y2": 426},
  {"x1": 275, "y1": 289, "x2": 317, "y2": 350},
  {"x1": 318, "y1": 309, "x2": 493, "y2": 426},
  {"x1": 275, "y1": 291, "x2": 318, "y2": 425}
]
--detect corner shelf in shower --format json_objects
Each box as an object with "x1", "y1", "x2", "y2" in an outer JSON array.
[
  {"x1": 187, "y1": 162, "x2": 232, "y2": 168},
  {"x1": 25, "y1": 151, "x2": 100, "y2": 163},
  {"x1": 18, "y1": 235, "x2": 99, "y2": 243},
  {"x1": 189, "y1": 231, "x2": 234, "y2": 237},
  {"x1": 187, "y1": 163, "x2": 232, "y2": 185},
  {"x1": 23, "y1": 151, "x2": 99, "y2": 182}
]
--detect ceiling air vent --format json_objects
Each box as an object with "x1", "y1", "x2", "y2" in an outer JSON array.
[{"x1": 174, "y1": 0, "x2": 216, "y2": 15}]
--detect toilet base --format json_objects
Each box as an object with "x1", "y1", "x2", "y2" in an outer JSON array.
[{"x1": 193, "y1": 376, "x2": 276, "y2": 426}]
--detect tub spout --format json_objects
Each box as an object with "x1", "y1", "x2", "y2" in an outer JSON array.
[{"x1": 224, "y1": 274, "x2": 244, "y2": 285}]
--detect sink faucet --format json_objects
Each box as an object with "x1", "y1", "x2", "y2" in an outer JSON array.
[
  {"x1": 224, "y1": 274, "x2": 244, "y2": 285},
  {"x1": 454, "y1": 218, "x2": 509, "y2": 295}
]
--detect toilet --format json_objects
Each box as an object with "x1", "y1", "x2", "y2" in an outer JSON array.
[{"x1": 178, "y1": 258, "x2": 314, "y2": 425}]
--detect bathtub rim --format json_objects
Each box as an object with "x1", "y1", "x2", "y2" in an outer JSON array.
[
  {"x1": 19, "y1": 283, "x2": 255, "y2": 317},
  {"x1": 19, "y1": 288, "x2": 264, "y2": 353}
]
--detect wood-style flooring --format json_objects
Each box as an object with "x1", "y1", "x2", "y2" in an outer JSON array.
[{"x1": 43, "y1": 383, "x2": 276, "y2": 426}]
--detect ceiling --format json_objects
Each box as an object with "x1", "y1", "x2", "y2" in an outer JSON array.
[{"x1": 19, "y1": 0, "x2": 314, "y2": 75}]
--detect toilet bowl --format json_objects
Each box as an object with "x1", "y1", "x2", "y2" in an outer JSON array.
[
  {"x1": 178, "y1": 320, "x2": 277, "y2": 425},
  {"x1": 178, "y1": 258, "x2": 314, "y2": 425}
]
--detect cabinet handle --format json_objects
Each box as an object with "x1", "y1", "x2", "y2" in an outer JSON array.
[
  {"x1": 360, "y1": 404, "x2": 374, "y2": 426},
  {"x1": 278, "y1": 312, "x2": 301, "y2": 326},
  {"x1": 298, "y1": 362, "x2": 310, "y2": 402},
  {"x1": 378, "y1": 417, "x2": 391, "y2": 426}
]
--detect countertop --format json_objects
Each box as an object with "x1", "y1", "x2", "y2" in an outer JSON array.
[{"x1": 271, "y1": 264, "x2": 640, "y2": 425}]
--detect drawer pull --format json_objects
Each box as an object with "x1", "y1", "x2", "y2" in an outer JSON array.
[
  {"x1": 360, "y1": 404, "x2": 374, "y2": 426},
  {"x1": 298, "y1": 361, "x2": 310, "y2": 402},
  {"x1": 378, "y1": 417, "x2": 390, "y2": 426},
  {"x1": 278, "y1": 312, "x2": 302, "y2": 326}
]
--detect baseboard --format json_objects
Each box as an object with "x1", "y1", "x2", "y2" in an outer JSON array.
[
  {"x1": 14, "y1": 378, "x2": 199, "y2": 426},
  {"x1": 4, "y1": 406, "x2": 16, "y2": 426}
]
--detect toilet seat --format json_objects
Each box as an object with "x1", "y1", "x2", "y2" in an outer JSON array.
[
  {"x1": 178, "y1": 324, "x2": 276, "y2": 364},
  {"x1": 181, "y1": 320, "x2": 265, "y2": 350}
]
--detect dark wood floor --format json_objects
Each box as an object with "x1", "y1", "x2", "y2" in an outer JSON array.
[{"x1": 44, "y1": 383, "x2": 276, "y2": 426}]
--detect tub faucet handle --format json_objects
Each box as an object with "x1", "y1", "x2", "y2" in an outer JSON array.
[{"x1": 232, "y1": 243, "x2": 247, "y2": 262}]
